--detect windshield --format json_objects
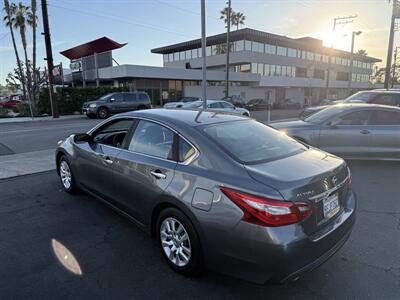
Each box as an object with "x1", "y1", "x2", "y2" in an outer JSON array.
[
  {"x1": 202, "y1": 120, "x2": 307, "y2": 164},
  {"x1": 345, "y1": 91, "x2": 377, "y2": 103},
  {"x1": 304, "y1": 106, "x2": 347, "y2": 124}
]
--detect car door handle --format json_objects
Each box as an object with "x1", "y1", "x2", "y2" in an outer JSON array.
[
  {"x1": 103, "y1": 156, "x2": 113, "y2": 164},
  {"x1": 150, "y1": 170, "x2": 167, "y2": 180},
  {"x1": 360, "y1": 129, "x2": 370, "y2": 134}
]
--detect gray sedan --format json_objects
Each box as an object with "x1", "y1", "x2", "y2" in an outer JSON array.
[
  {"x1": 56, "y1": 109, "x2": 355, "y2": 283},
  {"x1": 175, "y1": 100, "x2": 250, "y2": 116},
  {"x1": 272, "y1": 104, "x2": 400, "y2": 160}
]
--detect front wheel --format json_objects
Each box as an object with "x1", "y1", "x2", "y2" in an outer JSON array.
[
  {"x1": 157, "y1": 208, "x2": 202, "y2": 276},
  {"x1": 97, "y1": 107, "x2": 109, "y2": 119},
  {"x1": 58, "y1": 156, "x2": 78, "y2": 193}
]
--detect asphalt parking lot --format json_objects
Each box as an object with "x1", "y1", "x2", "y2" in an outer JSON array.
[{"x1": 0, "y1": 160, "x2": 399, "y2": 299}]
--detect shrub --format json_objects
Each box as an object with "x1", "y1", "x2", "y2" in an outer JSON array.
[
  {"x1": 38, "y1": 87, "x2": 129, "y2": 115},
  {"x1": 12, "y1": 103, "x2": 32, "y2": 117},
  {"x1": 0, "y1": 106, "x2": 9, "y2": 118}
]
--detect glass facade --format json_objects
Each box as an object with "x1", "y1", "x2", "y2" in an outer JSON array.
[{"x1": 162, "y1": 39, "x2": 375, "y2": 71}]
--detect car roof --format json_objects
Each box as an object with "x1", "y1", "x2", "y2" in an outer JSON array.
[
  {"x1": 118, "y1": 108, "x2": 248, "y2": 127},
  {"x1": 330, "y1": 103, "x2": 400, "y2": 111},
  {"x1": 358, "y1": 90, "x2": 400, "y2": 94}
]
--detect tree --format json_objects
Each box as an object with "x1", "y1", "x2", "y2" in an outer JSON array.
[
  {"x1": 220, "y1": 7, "x2": 234, "y2": 28},
  {"x1": 27, "y1": 0, "x2": 38, "y2": 102},
  {"x1": 215, "y1": 43, "x2": 227, "y2": 54},
  {"x1": 371, "y1": 67, "x2": 386, "y2": 84},
  {"x1": 3, "y1": 0, "x2": 27, "y2": 104},
  {"x1": 232, "y1": 12, "x2": 245, "y2": 30},
  {"x1": 357, "y1": 49, "x2": 368, "y2": 56},
  {"x1": 6, "y1": 61, "x2": 47, "y2": 93}
]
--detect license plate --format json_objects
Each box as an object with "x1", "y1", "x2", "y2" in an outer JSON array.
[{"x1": 323, "y1": 193, "x2": 340, "y2": 219}]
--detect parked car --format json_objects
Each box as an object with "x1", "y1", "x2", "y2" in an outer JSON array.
[
  {"x1": 163, "y1": 97, "x2": 200, "y2": 109},
  {"x1": 244, "y1": 98, "x2": 270, "y2": 111},
  {"x1": 82, "y1": 92, "x2": 151, "y2": 119},
  {"x1": 274, "y1": 98, "x2": 301, "y2": 109},
  {"x1": 272, "y1": 104, "x2": 400, "y2": 160},
  {"x1": 179, "y1": 100, "x2": 250, "y2": 116},
  {"x1": 221, "y1": 95, "x2": 246, "y2": 107},
  {"x1": 56, "y1": 109, "x2": 355, "y2": 283},
  {"x1": 0, "y1": 99, "x2": 22, "y2": 108},
  {"x1": 300, "y1": 90, "x2": 400, "y2": 119}
]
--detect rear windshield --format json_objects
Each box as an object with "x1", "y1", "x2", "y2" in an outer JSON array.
[{"x1": 202, "y1": 120, "x2": 307, "y2": 164}]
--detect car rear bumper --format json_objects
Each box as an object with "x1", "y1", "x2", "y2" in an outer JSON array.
[{"x1": 205, "y1": 191, "x2": 356, "y2": 284}]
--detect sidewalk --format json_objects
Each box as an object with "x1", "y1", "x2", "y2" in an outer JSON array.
[
  {"x1": 0, "y1": 114, "x2": 85, "y2": 124},
  {"x1": 0, "y1": 149, "x2": 55, "y2": 179}
]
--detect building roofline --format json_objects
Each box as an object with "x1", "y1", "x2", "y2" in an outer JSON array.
[{"x1": 151, "y1": 28, "x2": 381, "y2": 63}]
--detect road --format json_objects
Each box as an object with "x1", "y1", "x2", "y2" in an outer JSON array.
[
  {"x1": 0, "y1": 160, "x2": 399, "y2": 299},
  {"x1": 0, "y1": 117, "x2": 99, "y2": 155},
  {"x1": 0, "y1": 110, "x2": 300, "y2": 156}
]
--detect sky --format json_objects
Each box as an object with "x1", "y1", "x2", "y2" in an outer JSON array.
[{"x1": 0, "y1": 0, "x2": 395, "y2": 85}]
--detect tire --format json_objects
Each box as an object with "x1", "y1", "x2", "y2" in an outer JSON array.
[
  {"x1": 97, "y1": 107, "x2": 109, "y2": 119},
  {"x1": 58, "y1": 156, "x2": 78, "y2": 193},
  {"x1": 157, "y1": 208, "x2": 202, "y2": 276}
]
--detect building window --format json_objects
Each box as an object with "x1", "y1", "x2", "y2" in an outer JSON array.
[
  {"x1": 270, "y1": 65, "x2": 276, "y2": 76},
  {"x1": 244, "y1": 40, "x2": 252, "y2": 51},
  {"x1": 235, "y1": 40, "x2": 244, "y2": 52},
  {"x1": 275, "y1": 65, "x2": 282, "y2": 76},
  {"x1": 258, "y1": 63, "x2": 264, "y2": 75},
  {"x1": 277, "y1": 46, "x2": 287, "y2": 56},
  {"x1": 206, "y1": 46, "x2": 211, "y2": 56},
  {"x1": 265, "y1": 44, "x2": 276, "y2": 55},
  {"x1": 314, "y1": 53, "x2": 322, "y2": 61},
  {"x1": 313, "y1": 69, "x2": 325, "y2": 80},
  {"x1": 174, "y1": 52, "x2": 179, "y2": 61},
  {"x1": 301, "y1": 51, "x2": 307, "y2": 60},
  {"x1": 296, "y1": 67, "x2": 307, "y2": 78},
  {"x1": 252, "y1": 41, "x2": 264, "y2": 53},
  {"x1": 307, "y1": 51, "x2": 314, "y2": 60},
  {"x1": 163, "y1": 54, "x2": 169, "y2": 63},
  {"x1": 322, "y1": 55, "x2": 329, "y2": 63},
  {"x1": 288, "y1": 48, "x2": 297, "y2": 57},
  {"x1": 251, "y1": 63, "x2": 258, "y2": 74},
  {"x1": 336, "y1": 71, "x2": 349, "y2": 81},
  {"x1": 241, "y1": 64, "x2": 251, "y2": 73},
  {"x1": 168, "y1": 53, "x2": 173, "y2": 62},
  {"x1": 191, "y1": 48, "x2": 198, "y2": 59},
  {"x1": 179, "y1": 51, "x2": 185, "y2": 60},
  {"x1": 264, "y1": 64, "x2": 270, "y2": 76},
  {"x1": 185, "y1": 50, "x2": 191, "y2": 60}
]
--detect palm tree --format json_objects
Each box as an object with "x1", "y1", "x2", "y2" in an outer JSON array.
[
  {"x1": 3, "y1": 0, "x2": 27, "y2": 105},
  {"x1": 232, "y1": 12, "x2": 245, "y2": 30},
  {"x1": 356, "y1": 49, "x2": 368, "y2": 56},
  {"x1": 220, "y1": 7, "x2": 234, "y2": 28},
  {"x1": 215, "y1": 43, "x2": 227, "y2": 55},
  {"x1": 27, "y1": 0, "x2": 38, "y2": 105},
  {"x1": 12, "y1": 2, "x2": 34, "y2": 115}
]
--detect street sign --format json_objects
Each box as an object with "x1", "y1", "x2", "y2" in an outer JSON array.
[{"x1": 70, "y1": 61, "x2": 82, "y2": 72}]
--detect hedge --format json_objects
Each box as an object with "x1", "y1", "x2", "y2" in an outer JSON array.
[{"x1": 37, "y1": 87, "x2": 129, "y2": 115}]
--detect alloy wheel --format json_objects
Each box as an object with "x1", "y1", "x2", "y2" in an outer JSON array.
[
  {"x1": 60, "y1": 160, "x2": 72, "y2": 190},
  {"x1": 160, "y1": 217, "x2": 191, "y2": 267}
]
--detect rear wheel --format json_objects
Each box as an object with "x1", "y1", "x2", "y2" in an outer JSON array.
[
  {"x1": 58, "y1": 156, "x2": 77, "y2": 193},
  {"x1": 97, "y1": 107, "x2": 109, "y2": 119},
  {"x1": 157, "y1": 208, "x2": 202, "y2": 276}
]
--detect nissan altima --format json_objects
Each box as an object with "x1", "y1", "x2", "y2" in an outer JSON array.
[{"x1": 56, "y1": 109, "x2": 356, "y2": 283}]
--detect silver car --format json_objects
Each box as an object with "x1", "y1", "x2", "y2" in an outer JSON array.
[
  {"x1": 272, "y1": 104, "x2": 400, "y2": 160},
  {"x1": 176, "y1": 100, "x2": 250, "y2": 116},
  {"x1": 56, "y1": 109, "x2": 355, "y2": 283}
]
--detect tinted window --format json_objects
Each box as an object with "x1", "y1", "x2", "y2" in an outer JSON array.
[
  {"x1": 124, "y1": 93, "x2": 137, "y2": 102},
  {"x1": 110, "y1": 93, "x2": 124, "y2": 102},
  {"x1": 128, "y1": 120, "x2": 174, "y2": 160},
  {"x1": 92, "y1": 119, "x2": 134, "y2": 148},
  {"x1": 138, "y1": 93, "x2": 149, "y2": 101},
  {"x1": 369, "y1": 110, "x2": 400, "y2": 125},
  {"x1": 179, "y1": 138, "x2": 196, "y2": 162},
  {"x1": 336, "y1": 111, "x2": 371, "y2": 125},
  {"x1": 221, "y1": 102, "x2": 234, "y2": 109},
  {"x1": 202, "y1": 120, "x2": 307, "y2": 164},
  {"x1": 209, "y1": 102, "x2": 223, "y2": 108},
  {"x1": 372, "y1": 94, "x2": 400, "y2": 106}
]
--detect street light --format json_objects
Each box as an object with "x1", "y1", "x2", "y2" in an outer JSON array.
[{"x1": 348, "y1": 30, "x2": 362, "y2": 96}]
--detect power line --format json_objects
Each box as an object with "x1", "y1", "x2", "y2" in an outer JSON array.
[{"x1": 48, "y1": 2, "x2": 193, "y2": 38}]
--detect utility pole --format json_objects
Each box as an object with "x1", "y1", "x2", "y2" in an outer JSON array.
[
  {"x1": 201, "y1": 0, "x2": 207, "y2": 109},
  {"x1": 325, "y1": 15, "x2": 357, "y2": 97},
  {"x1": 384, "y1": 0, "x2": 398, "y2": 89},
  {"x1": 348, "y1": 31, "x2": 362, "y2": 96},
  {"x1": 224, "y1": 0, "x2": 231, "y2": 98},
  {"x1": 41, "y1": 0, "x2": 59, "y2": 118}
]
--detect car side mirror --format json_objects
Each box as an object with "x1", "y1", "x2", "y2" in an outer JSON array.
[
  {"x1": 327, "y1": 121, "x2": 338, "y2": 128},
  {"x1": 74, "y1": 133, "x2": 91, "y2": 143},
  {"x1": 109, "y1": 98, "x2": 115, "y2": 102}
]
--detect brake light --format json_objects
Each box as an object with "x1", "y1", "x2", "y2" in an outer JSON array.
[{"x1": 220, "y1": 187, "x2": 312, "y2": 227}]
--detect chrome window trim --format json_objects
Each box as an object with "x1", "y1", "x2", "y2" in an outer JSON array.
[{"x1": 90, "y1": 115, "x2": 200, "y2": 165}]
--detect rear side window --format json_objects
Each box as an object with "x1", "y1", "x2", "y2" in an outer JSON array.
[
  {"x1": 124, "y1": 93, "x2": 137, "y2": 102},
  {"x1": 209, "y1": 102, "x2": 223, "y2": 109},
  {"x1": 202, "y1": 120, "x2": 307, "y2": 164},
  {"x1": 372, "y1": 94, "x2": 399, "y2": 106},
  {"x1": 128, "y1": 120, "x2": 174, "y2": 160},
  {"x1": 369, "y1": 110, "x2": 400, "y2": 125},
  {"x1": 179, "y1": 138, "x2": 196, "y2": 162},
  {"x1": 138, "y1": 93, "x2": 149, "y2": 101},
  {"x1": 336, "y1": 111, "x2": 371, "y2": 125}
]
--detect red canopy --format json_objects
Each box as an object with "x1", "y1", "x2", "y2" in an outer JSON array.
[{"x1": 60, "y1": 37, "x2": 127, "y2": 60}]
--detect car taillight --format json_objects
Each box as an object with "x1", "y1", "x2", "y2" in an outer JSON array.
[{"x1": 220, "y1": 187, "x2": 312, "y2": 227}]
